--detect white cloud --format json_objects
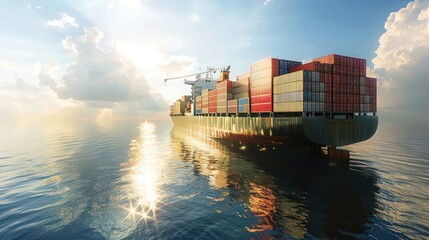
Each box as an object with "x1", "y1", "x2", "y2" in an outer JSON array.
[
  {"x1": 190, "y1": 13, "x2": 200, "y2": 22},
  {"x1": 372, "y1": 0, "x2": 429, "y2": 108},
  {"x1": 0, "y1": 59, "x2": 22, "y2": 71},
  {"x1": 40, "y1": 27, "x2": 167, "y2": 112},
  {"x1": 0, "y1": 78, "x2": 72, "y2": 115},
  {"x1": 264, "y1": 0, "x2": 271, "y2": 6},
  {"x1": 38, "y1": 60, "x2": 60, "y2": 91},
  {"x1": 46, "y1": 12, "x2": 79, "y2": 28}
]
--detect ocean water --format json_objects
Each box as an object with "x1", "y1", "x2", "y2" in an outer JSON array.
[{"x1": 0, "y1": 115, "x2": 428, "y2": 239}]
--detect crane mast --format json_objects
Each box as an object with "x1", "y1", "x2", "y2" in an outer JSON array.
[{"x1": 164, "y1": 65, "x2": 230, "y2": 115}]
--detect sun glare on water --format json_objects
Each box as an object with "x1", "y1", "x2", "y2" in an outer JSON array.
[{"x1": 122, "y1": 121, "x2": 162, "y2": 223}]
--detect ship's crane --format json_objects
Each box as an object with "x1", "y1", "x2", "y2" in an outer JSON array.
[
  {"x1": 164, "y1": 65, "x2": 230, "y2": 86},
  {"x1": 164, "y1": 65, "x2": 230, "y2": 116}
]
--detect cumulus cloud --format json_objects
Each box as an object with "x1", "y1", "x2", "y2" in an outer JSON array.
[
  {"x1": 40, "y1": 27, "x2": 167, "y2": 112},
  {"x1": 46, "y1": 12, "x2": 79, "y2": 28},
  {"x1": 372, "y1": 0, "x2": 429, "y2": 108},
  {"x1": 0, "y1": 78, "x2": 71, "y2": 115},
  {"x1": 0, "y1": 59, "x2": 22, "y2": 71},
  {"x1": 38, "y1": 60, "x2": 59, "y2": 91}
]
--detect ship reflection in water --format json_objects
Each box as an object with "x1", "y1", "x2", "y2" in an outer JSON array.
[
  {"x1": 169, "y1": 126, "x2": 381, "y2": 239},
  {"x1": 122, "y1": 122, "x2": 161, "y2": 223},
  {"x1": 1, "y1": 120, "x2": 426, "y2": 239}
]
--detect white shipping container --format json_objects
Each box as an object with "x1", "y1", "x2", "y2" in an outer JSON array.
[
  {"x1": 217, "y1": 106, "x2": 227, "y2": 113},
  {"x1": 234, "y1": 92, "x2": 249, "y2": 99},
  {"x1": 360, "y1": 95, "x2": 371, "y2": 104},
  {"x1": 360, "y1": 104, "x2": 370, "y2": 112}
]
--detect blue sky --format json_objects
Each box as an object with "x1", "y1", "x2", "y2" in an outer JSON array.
[{"x1": 0, "y1": 0, "x2": 428, "y2": 119}]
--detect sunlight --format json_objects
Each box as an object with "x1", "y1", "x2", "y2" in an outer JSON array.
[{"x1": 122, "y1": 121, "x2": 162, "y2": 223}]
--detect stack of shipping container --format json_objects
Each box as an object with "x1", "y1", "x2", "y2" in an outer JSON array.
[
  {"x1": 227, "y1": 99, "x2": 238, "y2": 113},
  {"x1": 208, "y1": 89, "x2": 217, "y2": 113},
  {"x1": 360, "y1": 77, "x2": 377, "y2": 112},
  {"x1": 238, "y1": 97, "x2": 250, "y2": 113},
  {"x1": 170, "y1": 54, "x2": 376, "y2": 116},
  {"x1": 250, "y1": 58, "x2": 302, "y2": 113},
  {"x1": 195, "y1": 95, "x2": 202, "y2": 114},
  {"x1": 273, "y1": 71, "x2": 305, "y2": 112},
  {"x1": 249, "y1": 58, "x2": 279, "y2": 113},
  {"x1": 216, "y1": 80, "x2": 233, "y2": 113},
  {"x1": 202, "y1": 89, "x2": 209, "y2": 114},
  {"x1": 234, "y1": 73, "x2": 251, "y2": 114}
]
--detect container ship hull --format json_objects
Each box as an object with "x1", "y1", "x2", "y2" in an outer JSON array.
[
  {"x1": 170, "y1": 115, "x2": 378, "y2": 147},
  {"x1": 168, "y1": 54, "x2": 378, "y2": 148}
]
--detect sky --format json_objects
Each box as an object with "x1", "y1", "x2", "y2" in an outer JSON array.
[{"x1": 0, "y1": 0, "x2": 428, "y2": 122}]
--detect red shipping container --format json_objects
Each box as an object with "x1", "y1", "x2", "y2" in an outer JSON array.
[
  {"x1": 353, "y1": 76, "x2": 360, "y2": 85},
  {"x1": 346, "y1": 87, "x2": 352, "y2": 95},
  {"x1": 251, "y1": 58, "x2": 280, "y2": 77},
  {"x1": 346, "y1": 58, "x2": 353, "y2": 67},
  {"x1": 228, "y1": 106, "x2": 238, "y2": 113},
  {"x1": 333, "y1": 84, "x2": 340, "y2": 93},
  {"x1": 361, "y1": 59, "x2": 367, "y2": 69},
  {"x1": 325, "y1": 83, "x2": 332, "y2": 93},
  {"x1": 340, "y1": 85, "x2": 347, "y2": 94},
  {"x1": 339, "y1": 66, "x2": 346, "y2": 75},
  {"x1": 290, "y1": 61, "x2": 318, "y2": 72},
  {"x1": 251, "y1": 86, "x2": 271, "y2": 96},
  {"x1": 367, "y1": 77, "x2": 377, "y2": 87},
  {"x1": 333, "y1": 75, "x2": 340, "y2": 84},
  {"x1": 322, "y1": 64, "x2": 333, "y2": 73},
  {"x1": 333, "y1": 65, "x2": 339, "y2": 75},
  {"x1": 346, "y1": 67, "x2": 353, "y2": 76},
  {"x1": 209, "y1": 89, "x2": 217, "y2": 97},
  {"x1": 324, "y1": 102, "x2": 332, "y2": 112},
  {"x1": 209, "y1": 96, "x2": 217, "y2": 113},
  {"x1": 354, "y1": 95, "x2": 360, "y2": 103},
  {"x1": 333, "y1": 94, "x2": 340, "y2": 103},
  {"x1": 354, "y1": 104, "x2": 360, "y2": 112},
  {"x1": 319, "y1": 73, "x2": 325, "y2": 82},
  {"x1": 360, "y1": 68, "x2": 366, "y2": 76},
  {"x1": 314, "y1": 54, "x2": 366, "y2": 68},
  {"x1": 325, "y1": 93, "x2": 333, "y2": 102},
  {"x1": 251, "y1": 95, "x2": 272, "y2": 104},
  {"x1": 346, "y1": 103, "x2": 353, "y2": 112},
  {"x1": 314, "y1": 54, "x2": 333, "y2": 64},
  {"x1": 333, "y1": 104, "x2": 339, "y2": 112},
  {"x1": 325, "y1": 73, "x2": 332, "y2": 83},
  {"x1": 346, "y1": 76, "x2": 353, "y2": 85},
  {"x1": 340, "y1": 56, "x2": 346, "y2": 66},
  {"x1": 251, "y1": 103, "x2": 272, "y2": 113},
  {"x1": 353, "y1": 59, "x2": 359, "y2": 68}
]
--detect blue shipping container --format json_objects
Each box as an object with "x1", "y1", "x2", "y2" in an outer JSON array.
[{"x1": 238, "y1": 97, "x2": 249, "y2": 105}]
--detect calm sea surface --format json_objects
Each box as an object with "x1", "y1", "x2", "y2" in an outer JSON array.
[{"x1": 0, "y1": 115, "x2": 428, "y2": 239}]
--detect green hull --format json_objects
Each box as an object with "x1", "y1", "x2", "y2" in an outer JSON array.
[{"x1": 170, "y1": 115, "x2": 378, "y2": 147}]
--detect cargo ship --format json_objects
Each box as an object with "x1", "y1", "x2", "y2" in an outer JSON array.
[{"x1": 167, "y1": 54, "x2": 378, "y2": 151}]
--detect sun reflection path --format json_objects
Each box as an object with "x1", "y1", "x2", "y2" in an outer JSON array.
[{"x1": 122, "y1": 122, "x2": 162, "y2": 223}]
